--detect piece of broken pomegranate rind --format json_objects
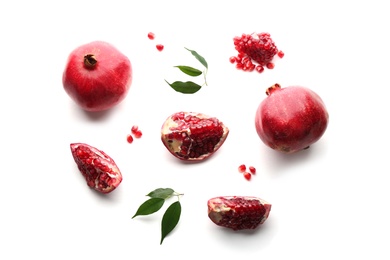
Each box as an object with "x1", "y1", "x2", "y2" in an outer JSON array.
[
  {"x1": 161, "y1": 112, "x2": 229, "y2": 161},
  {"x1": 207, "y1": 196, "x2": 271, "y2": 230}
]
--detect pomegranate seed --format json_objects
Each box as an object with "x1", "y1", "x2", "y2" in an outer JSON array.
[
  {"x1": 266, "y1": 63, "x2": 275, "y2": 69},
  {"x1": 131, "y1": 125, "x2": 139, "y2": 134},
  {"x1": 277, "y1": 50, "x2": 284, "y2": 58},
  {"x1": 249, "y1": 166, "x2": 256, "y2": 174},
  {"x1": 147, "y1": 32, "x2": 155, "y2": 40},
  {"x1": 229, "y1": 56, "x2": 236, "y2": 64},
  {"x1": 156, "y1": 44, "x2": 164, "y2": 51},
  {"x1": 238, "y1": 164, "x2": 246, "y2": 173},
  {"x1": 127, "y1": 134, "x2": 134, "y2": 143},
  {"x1": 243, "y1": 172, "x2": 252, "y2": 181},
  {"x1": 134, "y1": 130, "x2": 143, "y2": 138},
  {"x1": 255, "y1": 65, "x2": 264, "y2": 73}
]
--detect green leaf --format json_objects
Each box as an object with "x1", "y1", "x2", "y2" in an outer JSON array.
[
  {"x1": 132, "y1": 198, "x2": 165, "y2": 218},
  {"x1": 160, "y1": 201, "x2": 181, "y2": 245},
  {"x1": 165, "y1": 80, "x2": 202, "y2": 94},
  {"x1": 147, "y1": 188, "x2": 175, "y2": 199},
  {"x1": 185, "y1": 47, "x2": 208, "y2": 69},
  {"x1": 174, "y1": 66, "x2": 202, "y2": 77}
]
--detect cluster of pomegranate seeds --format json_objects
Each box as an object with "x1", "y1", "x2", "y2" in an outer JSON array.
[
  {"x1": 238, "y1": 164, "x2": 256, "y2": 181},
  {"x1": 127, "y1": 125, "x2": 143, "y2": 144},
  {"x1": 230, "y1": 32, "x2": 283, "y2": 73},
  {"x1": 147, "y1": 31, "x2": 164, "y2": 51}
]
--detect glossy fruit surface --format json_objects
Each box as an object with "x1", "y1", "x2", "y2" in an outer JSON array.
[
  {"x1": 63, "y1": 41, "x2": 132, "y2": 112},
  {"x1": 161, "y1": 112, "x2": 229, "y2": 161},
  {"x1": 208, "y1": 196, "x2": 271, "y2": 230},
  {"x1": 70, "y1": 143, "x2": 122, "y2": 194},
  {"x1": 255, "y1": 84, "x2": 329, "y2": 153}
]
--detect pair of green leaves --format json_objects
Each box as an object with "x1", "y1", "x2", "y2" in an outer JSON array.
[
  {"x1": 165, "y1": 48, "x2": 208, "y2": 94},
  {"x1": 132, "y1": 188, "x2": 182, "y2": 245}
]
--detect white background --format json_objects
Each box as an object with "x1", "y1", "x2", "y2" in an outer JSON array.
[{"x1": 1, "y1": 1, "x2": 389, "y2": 259}]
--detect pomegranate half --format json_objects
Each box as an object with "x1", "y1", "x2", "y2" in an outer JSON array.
[
  {"x1": 62, "y1": 41, "x2": 132, "y2": 112},
  {"x1": 161, "y1": 112, "x2": 229, "y2": 161},
  {"x1": 255, "y1": 84, "x2": 329, "y2": 153}
]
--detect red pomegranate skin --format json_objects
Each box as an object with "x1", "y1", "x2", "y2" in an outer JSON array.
[
  {"x1": 255, "y1": 84, "x2": 329, "y2": 153},
  {"x1": 62, "y1": 41, "x2": 132, "y2": 112}
]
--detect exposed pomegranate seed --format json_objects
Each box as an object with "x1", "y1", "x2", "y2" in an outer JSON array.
[
  {"x1": 134, "y1": 130, "x2": 143, "y2": 138},
  {"x1": 277, "y1": 50, "x2": 284, "y2": 58},
  {"x1": 147, "y1": 32, "x2": 155, "y2": 40},
  {"x1": 156, "y1": 44, "x2": 164, "y2": 51},
  {"x1": 243, "y1": 172, "x2": 252, "y2": 181},
  {"x1": 127, "y1": 134, "x2": 134, "y2": 143},
  {"x1": 131, "y1": 125, "x2": 139, "y2": 134},
  {"x1": 238, "y1": 164, "x2": 246, "y2": 173},
  {"x1": 255, "y1": 65, "x2": 264, "y2": 73},
  {"x1": 249, "y1": 166, "x2": 256, "y2": 174},
  {"x1": 229, "y1": 56, "x2": 236, "y2": 64},
  {"x1": 266, "y1": 63, "x2": 275, "y2": 69}
]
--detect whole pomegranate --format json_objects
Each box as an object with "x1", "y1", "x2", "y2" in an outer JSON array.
[
  {"x1": 62, "y1": 41, "x2": 132, "y2": 112},
  {"x1": 161, "y1": 112, "x2": 229, "y2": 161},
  {"x1": 255, "y1": 84, "x2": 329, "y2": 153}
]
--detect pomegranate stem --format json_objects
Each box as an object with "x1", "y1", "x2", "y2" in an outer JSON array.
[{"x1": 84, "y1": 54, "x2": 97, "y2": 69}]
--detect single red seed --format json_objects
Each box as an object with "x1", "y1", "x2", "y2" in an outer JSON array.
[
  {"x1": 147, "y1": 32, "x2": 155, "y2": 40},
  {"x1": 243, "y1": 172, "x2": 252, "y2": 181},
  {"x1": 266, "y1": 63, "x2": 275, "y2": 69},
  {"x1": 229, "y1": 56, "x2": 236, "y2": 64},
  {"x1": 127, "y1": 134, "x2": 134, "y2": 143},
  {"x1": 131, "y1": 125, "x2": 139, "y2": 134},
  {"x1": 249, "y1": 166, "x2": 256, "y2": 174},
  {"x1": 238, "y1": 164, "x2": 246, "y2": 173},
  {"x1": 255, "y1": 65, "x2": 264, "y2": 73},
  {"x1": 134, "y1": 130, "x2": 143, "y2": 138},
  {"x1": 156, "y1": 44, "x2": 164, "y2": 51},
  {"x1": 277, "y1": 50, "x2": 284, "y2": 58}
]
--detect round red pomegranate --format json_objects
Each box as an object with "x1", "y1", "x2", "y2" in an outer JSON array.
[
  {"x1": 161, "y1": 112, "x2": 229, "y2": 161},
  {"x1": 255, "y1": 84, "x2": 329, "y2": 153},
  {"x1": 62, "y1": 41, "x2": 132, "y2": 112}
]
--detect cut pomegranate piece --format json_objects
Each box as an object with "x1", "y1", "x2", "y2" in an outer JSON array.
[
  {"x1": 208, "y1": 196, "x2": 271, "y2": 230},
  {"x1": 161, "y1": 112, "x2": 229, "y2": 161},
  {"x1": 70, "y1": 143, "x2": 123, "y2": 194}
]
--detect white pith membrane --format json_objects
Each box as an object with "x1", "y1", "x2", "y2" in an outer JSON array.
[
  {"x1": 161, "y1": 112, "x2": 229, "y2": 161},
  {"x1": 208, "y1": 196, "x2": 272, "y2": 225}
]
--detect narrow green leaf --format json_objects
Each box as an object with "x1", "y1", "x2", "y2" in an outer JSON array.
[
  {"x1": 160, "y1": 201, "x2": 181, "y2": 245},
  {"x1": 174, "y1": 66, "x2": 202, "y2": 77},
  {"x1": 165, "y1": 80, "x2": 202, "y2": 94},
  {"x1": 147, "y1": 188, "x2": 175, "y2": 199},
  {"x1": 132, "y1": 198, "x2": 165, "y2": 219},
  {"x1": 185, "y1": 47, "x2": 208, "y2": 69}
]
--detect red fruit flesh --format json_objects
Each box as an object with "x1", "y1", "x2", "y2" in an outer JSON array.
[
  {"x1": 243, "y1": 172, "x2": 252, "y2": 181},
  {"x1": 62, "y1": 41, "x2": 132, "y2": 112},
  {"x1": 208, "y1": 196, "x2": 271, "y2": 230},
  {"x1": 161, "y1": 112, "x2": 229, "y2": 161},
  {"x1": 249, "y1": 166, "x2": 256, "y2": 174},
  {"x1": 255, "y1": 84, "x2": 329, "y2": 153},
  {"x1": 147, "y1": 32, "x2": 155, "y2": 40},
  {"x1": 70, "y1": 143, "x2": 122, "y2": 194},
  {"x1": 238, "y1": 164, "x2": 246, "y2": 173}
]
